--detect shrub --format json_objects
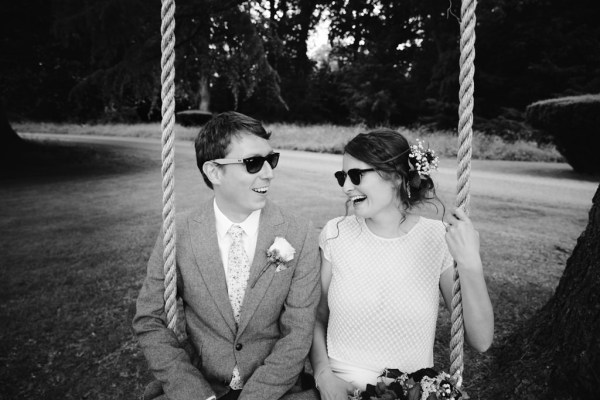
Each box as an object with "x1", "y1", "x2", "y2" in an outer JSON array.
[
  {"x1": 526, "y1": 94, "x2": 600, "y2": 173},
  {"x1": 176, "y1": 110, "x2": 213, "y2": 127}
]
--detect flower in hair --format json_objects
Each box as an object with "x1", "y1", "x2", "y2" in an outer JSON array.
[{"x1": 409, "y1": 139, "x2": 439, "y2": 177}]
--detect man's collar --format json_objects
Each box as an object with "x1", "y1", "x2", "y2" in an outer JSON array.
[{"x1": 213, "y1": 198, "x2": 261, "y2": 239}]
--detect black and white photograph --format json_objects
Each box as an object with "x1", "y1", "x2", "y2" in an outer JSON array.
[{"x1": 1, "y1": 1, "x2": 599, "y2": 399}]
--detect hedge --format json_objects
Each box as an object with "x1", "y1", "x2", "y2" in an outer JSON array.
[
  {"x1": 526, "y1": 94, "x2": 600, "y2": 173},
  {"x1": 176, "y1": 110, "x2": 213, "y2": 127}
]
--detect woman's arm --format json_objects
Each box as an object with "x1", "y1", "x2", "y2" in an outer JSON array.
[
  {"x1": 440, "y1": 208, "x2": 494, "y2": 352},
  {"x1": 310, "y1": 250, "x2": 355, "y2": 400}
]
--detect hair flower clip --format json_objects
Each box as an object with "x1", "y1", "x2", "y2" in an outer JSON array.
[{"x1": 409, "y1": 139, "x2": 439, "y2": 177}]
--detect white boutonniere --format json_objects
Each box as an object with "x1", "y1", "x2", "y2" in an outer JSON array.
[
  {"x1": 267, "y1": 237, "x2": 296, "y2": 272},
  {"x1": 250, "y1": 237, "x2": 295, "y2": 288}
]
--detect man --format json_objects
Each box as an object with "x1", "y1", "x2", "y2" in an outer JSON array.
[{"x1": 133, "y1": 112, "x2": 320, "y2": 400}]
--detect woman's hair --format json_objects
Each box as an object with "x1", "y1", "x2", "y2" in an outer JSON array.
[{"x1": 344, "y1": 128, "x2": 439, "y2": 212}]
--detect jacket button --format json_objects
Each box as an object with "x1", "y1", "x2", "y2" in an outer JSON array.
[{"x1": 235, "y1": 343, "x2": 243, "y2": 351}]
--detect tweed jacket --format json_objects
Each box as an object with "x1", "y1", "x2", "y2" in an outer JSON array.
[{"x1": 133, "y1": 199, "x2": 320, "y2": 400}]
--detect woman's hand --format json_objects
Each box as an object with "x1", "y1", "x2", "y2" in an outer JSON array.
[
  {"x1": 316, "y1": 369, "x2": 355, "y2": 400},
  {"x1": 444, "y1": 208, "x2": 481, "y2": 268}
]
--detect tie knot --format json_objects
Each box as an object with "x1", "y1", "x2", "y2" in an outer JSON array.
[{"x1": 228, "y1": 224, "x2": 244, "y2": 240}]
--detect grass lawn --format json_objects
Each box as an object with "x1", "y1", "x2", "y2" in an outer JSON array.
[{"x1": 0, "y1": 126, "x2": 594, "y2": 399}]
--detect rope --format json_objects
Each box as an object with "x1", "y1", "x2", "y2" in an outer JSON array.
[
  {"x1": 450, "y1": 0, "x2": 477, "y2": 386},
  {"x1": 160, "y1": 0, "x2": 179, "y2": 336}
]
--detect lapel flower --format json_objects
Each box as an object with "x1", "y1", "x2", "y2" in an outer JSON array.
[
  {"x1": 250, "y1": 237, "x2": 296, "y2": 288},
  {"x1": 267, "y1": 237, "x2": 295, "y2": 272}
]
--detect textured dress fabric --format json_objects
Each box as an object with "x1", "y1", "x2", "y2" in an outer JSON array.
[{"x1": 319, "y1": 216, "x2": 453, "y2": 390}]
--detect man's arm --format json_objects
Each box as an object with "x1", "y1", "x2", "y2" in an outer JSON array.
[
  {"x1": 133, "y1": 231, "x2": 216, "y2": 400},
  {"x1": 239, "y1": 223, "x2": 321, "y2": 400}
]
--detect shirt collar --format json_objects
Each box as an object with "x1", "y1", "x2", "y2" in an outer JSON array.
[{"x1": 213, "y1": 198, "x2": 261, "y2": 240}]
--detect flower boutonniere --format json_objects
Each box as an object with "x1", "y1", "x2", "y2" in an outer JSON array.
[
  {"x1": 250, "y1": 237, "x2": 296, "y2": 288},
  {"x1": 267, "y1": 237, "x2": 296, "y2": 272}
]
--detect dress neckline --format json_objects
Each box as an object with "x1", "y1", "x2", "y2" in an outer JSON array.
[{"x1": 359, "y1": 216, "x2": 422, "y2": 241}]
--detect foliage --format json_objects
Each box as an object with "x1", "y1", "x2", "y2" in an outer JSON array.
[
  {"x1": 2, "y1": 0, "x2": 599, "y2": 132},
  {"x1": 1, "y1": 0, "x2": 285, "y2": 121},
  {"x1": 0, "y1": 0, "x2": 88, "y2": 120},
  {"x1": 526, "y1": 94, "x2": 600, "y2": 173},
  {"x1": 476, "y1": 0, "x2": 600, "y2": 116}
]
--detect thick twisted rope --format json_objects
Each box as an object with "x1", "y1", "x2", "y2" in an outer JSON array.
[
  {"x1": 160, "y1": 0, "x2": 178, "y2": 335},
  {"x1": 449, "y1": 0, "x2": 477, "y2": 387}
]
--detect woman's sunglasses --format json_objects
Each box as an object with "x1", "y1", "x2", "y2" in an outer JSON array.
[
  {"x1": 212, "y1": 152, "x2": 280, "y2": 174},
  {"x1": 334, "y1": 168, "x2": 375, "y2": 187}
]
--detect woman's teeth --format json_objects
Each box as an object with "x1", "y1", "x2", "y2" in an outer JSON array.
[{"x1": 350, "y1": 195, "x2": 367, "y2": 204}]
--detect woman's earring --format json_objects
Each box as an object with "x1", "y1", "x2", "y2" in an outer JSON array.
[{"x1": 406, "y1": 182, "x2": 411, "y2": 199}]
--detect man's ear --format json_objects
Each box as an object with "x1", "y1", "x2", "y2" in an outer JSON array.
[{"x1": 203, "y1": 161, "x2": 222, "y2": 186}]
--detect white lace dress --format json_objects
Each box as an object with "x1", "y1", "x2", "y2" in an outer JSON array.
[{"x1": 319, "y1": 216, "x2": 453, "y2": 390}]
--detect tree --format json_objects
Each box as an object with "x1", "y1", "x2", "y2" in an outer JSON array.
[
  {"x1": 240, "y1": 0, "x2": 326, "y2": 121},
  {"x1": 325, "y1": 0, "x2": 427, "y2": 125},
  {"x1": 174, "y1": 0, "x2": 285, "y2": 113},
  {"x1": 0, "y1": 0, "x2": 286, "y2": 121},
  {"x1": 475, "y1": 0, "x2": 600, "y2": 117},
  {"x1": 0, "y1": 0, "x2": 87, "y2": 121},
  {"x1": 495, "y1": 183, "x2": 600, "y2": 399}
]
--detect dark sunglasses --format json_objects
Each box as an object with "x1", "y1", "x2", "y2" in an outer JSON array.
[
  {"x1": 334, "y1": 168, "x2": 375, "y2": 187},
  {"x1": 212, "y1": 152, "x2": 280, "y2": 174}
]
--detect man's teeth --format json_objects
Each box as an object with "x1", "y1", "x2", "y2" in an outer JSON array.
[
  {"x1": 350, "y1": 195, "x2": 367, "y2": 203},
  {"x1": 253, "y1": 187, "x2": 268, "y2": 194}
]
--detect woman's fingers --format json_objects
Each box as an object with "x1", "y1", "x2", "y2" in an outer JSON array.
[{"x1": 446, "y1": 208, "x2": 472, "y2": 229}]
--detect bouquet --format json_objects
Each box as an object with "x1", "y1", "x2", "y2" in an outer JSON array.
[{"x1": 348, "y1": 368, "x2": 467, "y2": 400}]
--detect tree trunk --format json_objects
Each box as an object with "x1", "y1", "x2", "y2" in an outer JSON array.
[
  {"x1": 295, "y1": 0, "x2": 317, "y2": 75},
  {"x1": 496, "y1": 183, "x2": 600, "y2": 398},
  {"x1": 198, "y1": 75, "x2": 210, "y2": 112}
]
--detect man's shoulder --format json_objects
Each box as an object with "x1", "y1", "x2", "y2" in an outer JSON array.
[
  {"x1": 265, "y1": 200, "x2": 313, "y2": 233},
  {"x1": 175, "y1": 201, "x2": 213, "y2": 223}
]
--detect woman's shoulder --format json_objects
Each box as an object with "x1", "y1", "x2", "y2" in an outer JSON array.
[
  {"x1": 416, "y1": 216, "x2": 447, "y2": 237},
  {"x1": 321, "y1": 216, "x2": 361, "y2": 238}
]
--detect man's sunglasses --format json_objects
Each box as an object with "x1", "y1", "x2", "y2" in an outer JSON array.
[
  {"x1": 334, "y1": 168, "x2": 375, "y2": 187},
  {"x1": 212, "y1": 152, "x2": 280, "y2": 174}
]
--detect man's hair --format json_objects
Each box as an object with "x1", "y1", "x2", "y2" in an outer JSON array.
[{"x1": 195, "y1": 111, "x2": 271, "y2": 189}]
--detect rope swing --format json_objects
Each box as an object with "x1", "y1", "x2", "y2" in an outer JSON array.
[
  {"x1": 450, "y1": 0, "x2": 477, "y2": 387},
  {"x1": 160, "y1": 0, "x2": 179, "y2": 337},
  {"x1": 157, "y1": 0, "x2": 477, "y2": 389}
]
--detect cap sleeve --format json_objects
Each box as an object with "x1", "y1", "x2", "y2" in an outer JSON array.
[{"x1": 319, "y1": 218, "x2": 339, "y2": 262}]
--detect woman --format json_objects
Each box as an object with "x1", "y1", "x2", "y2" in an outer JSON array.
[{"x1": 310, "y1": 129, "x2": 494, "y2": 400}]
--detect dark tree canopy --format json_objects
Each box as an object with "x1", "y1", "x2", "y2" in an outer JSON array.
[{"x1": 1, "y1": 0, "x2": 598, "y2": 128}]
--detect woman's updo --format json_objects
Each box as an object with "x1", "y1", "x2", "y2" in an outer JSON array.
[{"x1": 344, "y1": 129, "x2": 436, "y2": 211}]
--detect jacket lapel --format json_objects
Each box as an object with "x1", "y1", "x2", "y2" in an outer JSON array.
[
  {"x1": 189, "y1": 200, "x2": 237, "y2": 334},
  {"x1": 237, "y1": 200, "x2": 286, "y2": 336}
]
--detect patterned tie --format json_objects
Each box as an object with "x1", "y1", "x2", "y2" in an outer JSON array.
[{"x1": 226, "y1": 224, "x2": 250, "y2": 390}]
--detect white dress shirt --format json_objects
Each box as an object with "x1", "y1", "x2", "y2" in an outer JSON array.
[{"x1": 213, "y1": 199, "x2": 261, "y2": 287}]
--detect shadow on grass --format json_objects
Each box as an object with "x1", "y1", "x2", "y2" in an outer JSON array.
[
  {"x1": 0, "y1": 138, "x2": 156, "y2": 182},
  {"x1": 0, "y1": 138, "x2": 160, "y2": 399}
]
